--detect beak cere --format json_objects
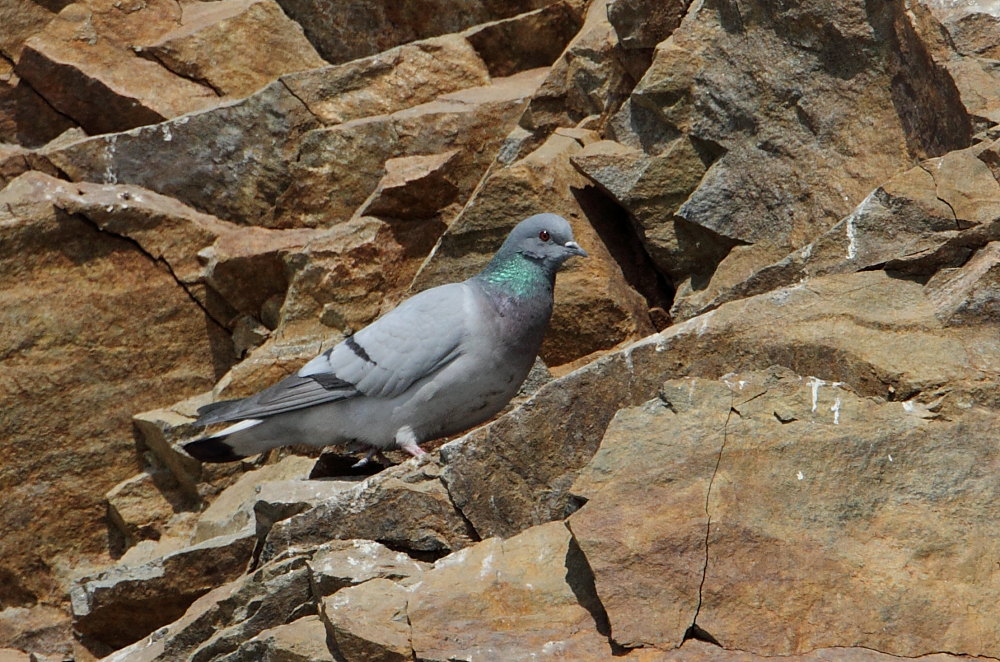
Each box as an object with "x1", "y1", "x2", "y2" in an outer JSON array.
[{"x1": 564, "y1": 241, "x2": 588, "y2": 258}]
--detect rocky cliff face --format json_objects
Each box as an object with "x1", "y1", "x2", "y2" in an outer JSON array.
[{"x1": 1, "y1": 0, "x2": 999, "y2": 660}]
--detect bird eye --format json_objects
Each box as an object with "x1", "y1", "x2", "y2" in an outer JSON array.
[{"x1": 538, "y1": 230, "x2": 550, "y2": 241}]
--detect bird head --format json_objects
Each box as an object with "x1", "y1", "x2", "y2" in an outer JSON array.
[{"x1": 505, "y1": 213, "x2": 588, "y2": 268}]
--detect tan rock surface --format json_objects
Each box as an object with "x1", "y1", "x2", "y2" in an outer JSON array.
[
  {"x1": 99, "y1": 553, "x2": 313, "y2": 662},
  {"x1": 138, "y1": 0, "x2": 326, "y2": 99},
  {"x1": 71, "y1": 526, "x2": 256, "y2": 654},
  {"x1": 275, "y1": 68, "x2": 545, "y2": 228},
  {"x1": 218, "y1": 615, "x2": 334, "y2": 662},
  {"x1": 322, "y1": 579, "x2": 412, "y2": 662},
  {"x1": 0, "y1": 171, "x2": 220, "y2": 644},
  {"x1": 569, "y1": 367, "x2": 1000, "y2": 656},
  {"x1": 262, "y1": 457, "x2": 475, "y2": 560},
  {"x1": 407, "y1": 521, "x2": 611, "y2": 661},
  {"x1": 273, "y1": 0, "x2": 557, "y2": 64}
]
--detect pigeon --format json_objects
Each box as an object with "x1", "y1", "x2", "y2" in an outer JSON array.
[{"x1": 183, "y1": 213, "x2": 588, "y2": 465}]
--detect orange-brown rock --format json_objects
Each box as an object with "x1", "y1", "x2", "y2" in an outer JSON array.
[
  {"x1": 137, "y1": 0, "x2": 326, "y2": 99},
  {"x1": 0, "y1": 171, "x2": 222, "y2": 652},
  {"x1": 273, "y1": 0, "x2": 558, "y2": 64},
  {"x1": 274, "y1": 69, "x2": 546, "y2": 228}
]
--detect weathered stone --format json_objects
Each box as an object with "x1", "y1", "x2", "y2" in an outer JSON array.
[
  {"x1": 462, "y1": 1, "x2": 585, "y2": 78},
  {"x1": 0, "y1": 605, "x2": 72, "y2": 661},
  {"x1": 0, "y1": 171, "x2": 219, "y2": 627},
  {"x1": 407, "y1": 521, "x2": 612, "y2": 661},
  {"x1": 273, "y1": 0, "x2": 557, "y2": 64},
  {"x1": 568, "y1": 392, "x2": 723, "y2": 649},
  {"x1": 322, "y1": 579, "x2": 412, "y2": 662},
  {"x1": 41, "y1": 78, "x2": 320, "y2": 225},
  {"x1": 0, "y1": 0, "x2": 57, "y2": 61},
  {"x1": 275, "y1": 68, "x2": 545, "y2": 228},
  {"x1": 100, "y1": 554, "x2": 314, "y2": 662},
  {"x1": 16, "y1": 1, "x2": 218, "y2": 135},
  {"x1": 442, "y1": 266, "x2": 1000, "y2": 539},
  {"x1": 604, "y1": 0, "x2": 973, "y2": 299},
  {"x1": 0, "y1": 72, "x2": 77, "y2": 148},
  {"x1": 412, "y1": 129, "x2": 658, "y2": 367},
  {"x1": 308, "y1": 539, "x2": 427, "y2": 597},
  {"x1": 520, "y1": 0, "x2": 635, "y2": 138},
  {"x1": 360, "y1": 150, "x2": 461, "y2": 220},
  {"x1": 926, "y1": 241, "x2": 1000, "y2": 326},
  {"x1": 671, "y1": 139, "x2": 1000, "y2": 320},
  {"x1": 572, "y1": 367, "x2": 1000, "y2": 656},
  {"x1": 71, "y1": 527, "x2": 256, "y2": 655},
  {"x1": 279, "y1": 34, "x2": 491, "y2": 125},
  {"x1": 105, "y1": 471, "x2": 186, "y2": 550},
  {"x1": 571, "y1": 137, "x2": 734, "y2": 283},
  {"x1": 216, "y1": 615, "x2": 334, "y2": 662},
  {"x1": 139, "y1": 0, "x2": 326, "y2": 99},
  {"x1": 191, "y1": 455, "x2": 315, "y2": 543},
  {"x1": 607, "y1": 0, "x2": 689, "y2": 50},
  {"x1": 622, "y1": 639, "x2": 994, "y2": 661},
  {"x1": 262, "y1": 457, "x2": 475, "y2": 560},
  {"x1": 0, "y1": 649, "x2": 31, "y2": 662}
]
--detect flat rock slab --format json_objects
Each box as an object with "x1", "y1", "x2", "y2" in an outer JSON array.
[{"x1": 570, "y1": 368, "x2": 1000, "y2": 657}]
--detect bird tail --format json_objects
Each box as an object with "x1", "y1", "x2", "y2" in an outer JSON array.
[{"x1": 182, "y1": 418, "x2": 266, "y2": 463}]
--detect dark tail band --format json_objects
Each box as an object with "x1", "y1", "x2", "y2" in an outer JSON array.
[{"x1": 183, "y1": 437, "x2": 246, "y2": 463}]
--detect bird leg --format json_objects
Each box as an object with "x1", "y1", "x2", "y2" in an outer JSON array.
[
  {"x1": 395, "y1": 426, "x2": 427, "y2": 458},
  {"x1": 351, "y1": 446, "x2": 391, "y2": 469}
]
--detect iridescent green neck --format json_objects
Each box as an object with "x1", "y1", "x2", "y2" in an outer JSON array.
[{"x1": 475, "y1": 251, "x2": 552, "y2": 298}]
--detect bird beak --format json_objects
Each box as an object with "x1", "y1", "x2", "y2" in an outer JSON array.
[{"x1": 564, "y1": 241, "x2": 588, "y2": 258}]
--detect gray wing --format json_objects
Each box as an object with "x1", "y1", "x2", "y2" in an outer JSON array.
[
  {"x1": 298, "y1": 282, "x2": 475, "y2": 398},
  {"x1": 195, "y1": 373, "x2": 357, "y2": 425},
  {"x1": 196, "y1": 282, "x2": 476, "y2": 425}
]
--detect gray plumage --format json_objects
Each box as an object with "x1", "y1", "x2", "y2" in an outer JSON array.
[{"x1": 183, "y1": 213, "x2": 587, "y2": 464}]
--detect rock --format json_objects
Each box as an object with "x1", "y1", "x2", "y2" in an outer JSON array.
[
  {"x1": 594, "y1": 0, "x2": 974, "y2": 301},
  {"x1": 0, "y1": 72, "x2": 78, "y2": 148},
  {"x1": 216, "y1": 615, "x2": 334, "y2": 662},
  {"x1": 261, "y1": 457, "x2": 476, "y2": 561},
  {"x1": 0, "y1": 0, "x2": 57, "y2": 61},
  {"x1": 274, "y1": 68, "x2": 546, "y2": 228},
  {"x1": 571, "y1": 367, "x2": 1000, "y2": 657},
  {"x1": 138, "y1": 0, "x2": 326, "y2": 99},
  {"x1": 406, "y1": 521, "x2": 612, "y2": 661},
  {"x1": 279, "y1": 35, "x2": 491, "y2": 125},
  {"x1": 462, "y1": 1, "x2": 585, "y2": 78},
  {"x1": 0, "y1": 171, "x2": 220, "y2": 629},
  {"x1": 273, "y1": 0, "x2": 557, "y2": 64},
  {"x1": 0, "y1": 649, "x2": 31, "y2": 662},
  {"x1": 0, "y1": 605, "x2": 72, "y2": 661},
  {"x1": 16, "y1": 1, "x2": 218, "y2": 135},
  {"x1": 105, "y1": 470, "x2": 187, "y2": 551},
  {"x1": 443, "y1": 264, "x2": 1000, "y2": 539},
  {"x1": 100, "y1": 553, "x2": 314, "y2": 662},
  {"x1": 41, "y1": 77, "x2": 320, "y2": 225},
  {"x1": 567, "y1": 391, "x2": 724, "y2": 649},
  {"x1": 308, "y1": 539, "x2": 427, "y2": 597},
  {"x1": 520, "y1": 0, "x2": 636, "y2": 138},
  {"x1": 71, "y1": 527, "x2": 256, "y2": 655},
  {"x1": 571, "y1": 137, "x2": 734, "y2": 283},
  {"x1": 412, "y1": 129, "x2": 657, "y2": 367},
  {"x1": 607, "y1": 0, "x2": 689, "y2": 50},
  {"x1": 671, "y1": 138, "x2": 1000, "y2": 320},
  {"x1": 321, "y1": 579, "x2": 412, "y2": 662},
  {"x1": 360, "y1": 150, "x2": 461, "y2": 220},
  {"x1": 926, "y1": 241, "x2": 1000, "y2": 325},
  {"x1": 621, "y1": 639, "x2": 995, "y2": 661},
  {"x1": 191, "y1": 455, "x2": 316, "y2": 543}
]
